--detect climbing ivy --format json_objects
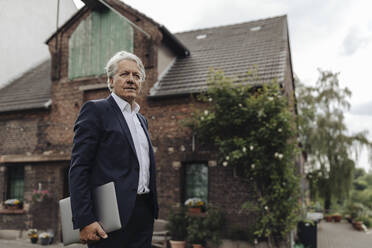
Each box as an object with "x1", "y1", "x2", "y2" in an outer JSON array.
[{"x1": 189, "y1": 70, "x2": 301, "y2": 245}]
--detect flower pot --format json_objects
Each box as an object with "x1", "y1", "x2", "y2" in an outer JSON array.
[
  {"x1": 30, "y1": 237, "x2": 38, "y2": 244},
  {"x1": 324, "y1": 216, "x2": 332, "y2": 222},
  {"x1": 353, "y1": 221, "x2": 364, "y2": 231},
  {"x1": 332, "y1": 215, "x2": 342, "y2": 222},
  {"x1": 169, "y1": 240, "x2": 186, "y2": 248},
  {"x1": 188, "y1": 207, "x2": 201, "y2": 214},
  {"x1": 192, "y1": 244, "x2": 203, "y2": 248},
  {"x1": 6, "y1": 205, "x2": 19, "y2": 210},
  {"x1": 40, "y1": 237, "x2": 50, "y2": 245}
]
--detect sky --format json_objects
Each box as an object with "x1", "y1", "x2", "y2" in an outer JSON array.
[{"x1": 74, "y1": 0, "x2": 371, "y2": 171}]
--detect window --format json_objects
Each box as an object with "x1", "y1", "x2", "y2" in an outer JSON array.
[
  {"x1": 196, "y1": 34, "x2": 207, "y2": 40},
  {"x1": 7, "y1": 166, "x2": 24, "y2": 202},
  {"x1": 183, "y1": 163, "x2": 208, "y2": 203}
]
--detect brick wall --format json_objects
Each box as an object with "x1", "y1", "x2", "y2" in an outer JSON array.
[
  {"x1": 0, "y1": 162, "x2": 67, "y2": 238},
  {"x1": 0, "y1": 111, "x2": 49, "y2": 155}
]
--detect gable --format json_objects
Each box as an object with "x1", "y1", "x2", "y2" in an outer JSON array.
[{"x1": 68, "y1": 9, "x2": 134, "y2": 79}]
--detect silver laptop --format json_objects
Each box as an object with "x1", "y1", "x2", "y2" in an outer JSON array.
[{"x1": 59, "y1": 182, "x2": 122, "y2": 246}]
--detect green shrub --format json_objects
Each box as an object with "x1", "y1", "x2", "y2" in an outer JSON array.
[
  {"x1": 353, "y1": 180, "x2": 368, "y2": 191},
  {"x1": 166, "y1": 207, "x2": 187, "y2": 241},
  {"x1": 188, "y1": 70, "x2": 300, "y2": 244}
]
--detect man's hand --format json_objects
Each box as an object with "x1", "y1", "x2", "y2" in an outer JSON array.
[{"x1": 80, "y1": 221, "x2": 108, "y2": 243}]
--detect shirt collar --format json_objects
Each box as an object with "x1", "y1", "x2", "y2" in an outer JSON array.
[{"x1": 111, "y1": 92, "x2": 140, "y2": 114}]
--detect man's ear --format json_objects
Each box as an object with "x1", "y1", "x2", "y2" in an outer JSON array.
[{"x1": 109, "y1": 78, "x2": 114, "y2": 89}]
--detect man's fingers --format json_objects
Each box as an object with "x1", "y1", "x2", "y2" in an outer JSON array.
[
  {"x1": 96, "y1": 224, "x2": 108, "y2": 239},
  {"x1": 89, "y1": 233, "x2": 100, "y2": 241}
]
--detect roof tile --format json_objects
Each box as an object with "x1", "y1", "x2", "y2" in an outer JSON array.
[
  {"x1": 150, "y1": 16, "x2": 289, "y2": 97},
  {"x1": 0, "y1": 60, "x2": 52, "y2": 113}
]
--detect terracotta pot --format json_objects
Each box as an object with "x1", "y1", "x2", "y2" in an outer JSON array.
[
  {"x1": 188, "y1": 207, "x2": 201, "y2": 214},
  {"x1": 169, "y1": 240, "x2": 186, "y2": 248},
  {"x1": 6, "y1": 205, "x2": 19, "y2": 210},
  {"x1": 333, "y1": 215, "x2": 342, "y2": 222},
  {"x1": 325, "y1": 216, "x2": 332, "y2": 222},
  {"x1": 192, "y1": 244, "x2": 203, "y2": 248},
  {"x1": 353, "y1": 221, "x2": 364, "y2": 231}
]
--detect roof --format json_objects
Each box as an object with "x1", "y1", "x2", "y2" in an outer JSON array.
[
  {"x1": 0, "y1": 15, "x2": 291, "y2": 112},
  {"x1": 0, "y1": 60, "x2": 52, "y2": 113},
  {"x1": 150, "y1": 15, "x2": 290, "y2": 98},
  {"x1": 46, "y1": 0, "x2": 189, "y2": 56}
]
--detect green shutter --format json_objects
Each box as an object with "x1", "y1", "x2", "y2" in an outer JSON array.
[
  {"x1": 8, "y1": 166, "x2": 24, "y2": 201},
  {"x1": 68, "y1": 10, "x2": 134, "y2": 79},
  {"x1": 185, "y1": 163, "x2": 208, "y2": 203}
]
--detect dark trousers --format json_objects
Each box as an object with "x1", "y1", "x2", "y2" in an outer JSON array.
[{"x1": 89, "y1": 194, "x2": 154, "y2": 248}]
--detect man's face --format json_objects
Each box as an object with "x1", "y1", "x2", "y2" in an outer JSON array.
[{"x1": 110, "y1": 59, "x2": 141, "y2": 104}]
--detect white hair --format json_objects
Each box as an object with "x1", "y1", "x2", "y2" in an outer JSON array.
[{"x1": 105, "y1": 51, "x2": 146, "y2": 92}]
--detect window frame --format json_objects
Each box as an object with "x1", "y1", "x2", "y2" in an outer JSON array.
[
  {"x1": 181, "y1": 161, "x2": 209, "y2": 205},
  {"x1": 6, "y1": 165, "x2": 25, "y2": 203}
]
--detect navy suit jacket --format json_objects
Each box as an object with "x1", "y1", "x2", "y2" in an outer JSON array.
[{"x1": 69, "y1": 95, "x2": 159, "y2": 230}]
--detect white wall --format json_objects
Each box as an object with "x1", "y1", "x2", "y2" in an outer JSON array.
[
  {"x1": 157, "y1": 43, "x2": 177, "y2": 77},
  {"x1": 0, "y1": 0, "x2": 77, "y2": 88}
]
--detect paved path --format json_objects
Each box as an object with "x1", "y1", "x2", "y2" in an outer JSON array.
[
  {"x1": 318, "y1": 220, "x2": 372, "y2": 248},
  {"x1": 0, "y1": 239, "x2": 85, "y2": 248},
  {"x1": 1, "y1": 221, "x2": 372, "y2": 248}
]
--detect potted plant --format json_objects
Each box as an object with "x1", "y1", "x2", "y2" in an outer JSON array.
[
  {"x1": 186, "y1": 206, "x2": 225, "y2": 248},
  {"x1": 187, "y1": 216, "x2": 207, "y2": 248},
  {"x1": 166, "y1": 207, "x2": 187, "y2": 248},
  {"x1": 185, "y1": 198, "x2": 206, "y2": 213},
  {"x1": 27, "y1": 229, "x2": 38, "y2": 244},
  {"x1": 4, "y1": 199, "x2": 22, "y2": 210},
  {"x1": 332, "y1": 213, "x2": 342, "y2": 222},
  {"x1": 32, "y1": 189, "x2": 50, "y2": 202},
  {"x1": 324, "y1": 214, "x2": 332, "y2": 222},
  {"x1": 203, "y1": 206, "x2": 225, "y2": 247},
  {"x1": 39, "y1": 232, "x2": 51, "y2": 245},
  {"x1": 344, "y1": 214, "x2": 352, "y2": 223}
]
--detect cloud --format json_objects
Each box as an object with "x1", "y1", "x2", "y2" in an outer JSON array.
[
  {"x1": 351, "y1": 101, "x2": 372, "y2": 116},
  {"x1": 342, "y1": 26, "x2": 371, "y2": 56}
]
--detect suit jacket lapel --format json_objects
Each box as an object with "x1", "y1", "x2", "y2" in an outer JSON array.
[{"x1": 107, "y1": 96, "x2": 137, "y2": 157}]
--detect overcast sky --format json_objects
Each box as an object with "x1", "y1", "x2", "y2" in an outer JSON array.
[{"x1": 75, "y1": 0, "x2": 372, "y2": 170}]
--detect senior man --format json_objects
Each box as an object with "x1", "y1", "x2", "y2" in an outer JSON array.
[{"x1": 69, "y1": 51, "x2": 158, "y2": 248}]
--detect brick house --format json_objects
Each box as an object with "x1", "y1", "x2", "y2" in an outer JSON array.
[{"x1": 0, "y1": 0, "x2": 299, "y2": 241}]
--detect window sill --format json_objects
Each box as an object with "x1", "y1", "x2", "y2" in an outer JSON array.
[{"x1": 0, "y1": 209, "x2": 26, "y2": 214}]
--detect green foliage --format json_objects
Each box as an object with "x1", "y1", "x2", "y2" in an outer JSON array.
[
  {"x1": 187, "y1": 216, "x2": 207, "y2": 245},
  {"x1": 296, "y1": 70, "x2": 372, "y2": 209},
  {"x1": 189, "y1": 69, "x2": 300, "y2": 244},
  {"x1": 225, "y1": 225, "x2": 255, "y2": 241},
  {"x1": 186, "y1": 207, "x2": 225, "y2": 246},
  {"x1": 166, "y1": 207, "x2": 188, "y2": 241},
  {"x1": 354, "y1": 168, "x2": 366, "y2": 179},
  {"x1": 358, "y1": 216, "x2": 372, "y2": 228},
  {"x1": 353, "y1": 180, "x2": 368, "y2": 191}
]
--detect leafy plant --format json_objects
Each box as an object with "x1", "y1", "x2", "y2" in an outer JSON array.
[
  {"x1": 203, "y1": 206, "x2": 225, "y2": 246},
  {"x1": 32, "y1": 189, "x2": 50, "y2": 202},
  {"x1": 166, "y1": 207, "x2": 188, "y2": 241},
  {"x1": 188, "y1": 69, "x2": 300, "y2": 244},
  {"x1": 296, "y1": 70, "x2": 372, "y2": 209},
  {"x1": 187, "y1": 216, "x2": 207, "y2": 245}
]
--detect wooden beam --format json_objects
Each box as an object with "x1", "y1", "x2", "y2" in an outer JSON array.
[
  {"x1": 0, "y1": 154, "x2": 70, "y2": 163},
  {"x1": 81, "y1": 0, "x2": 107, "y2": 11}
]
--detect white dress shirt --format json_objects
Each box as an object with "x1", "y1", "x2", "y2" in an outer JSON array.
[{"x1": 112, "y1": 93, "x2": 150, "y2": 194}]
